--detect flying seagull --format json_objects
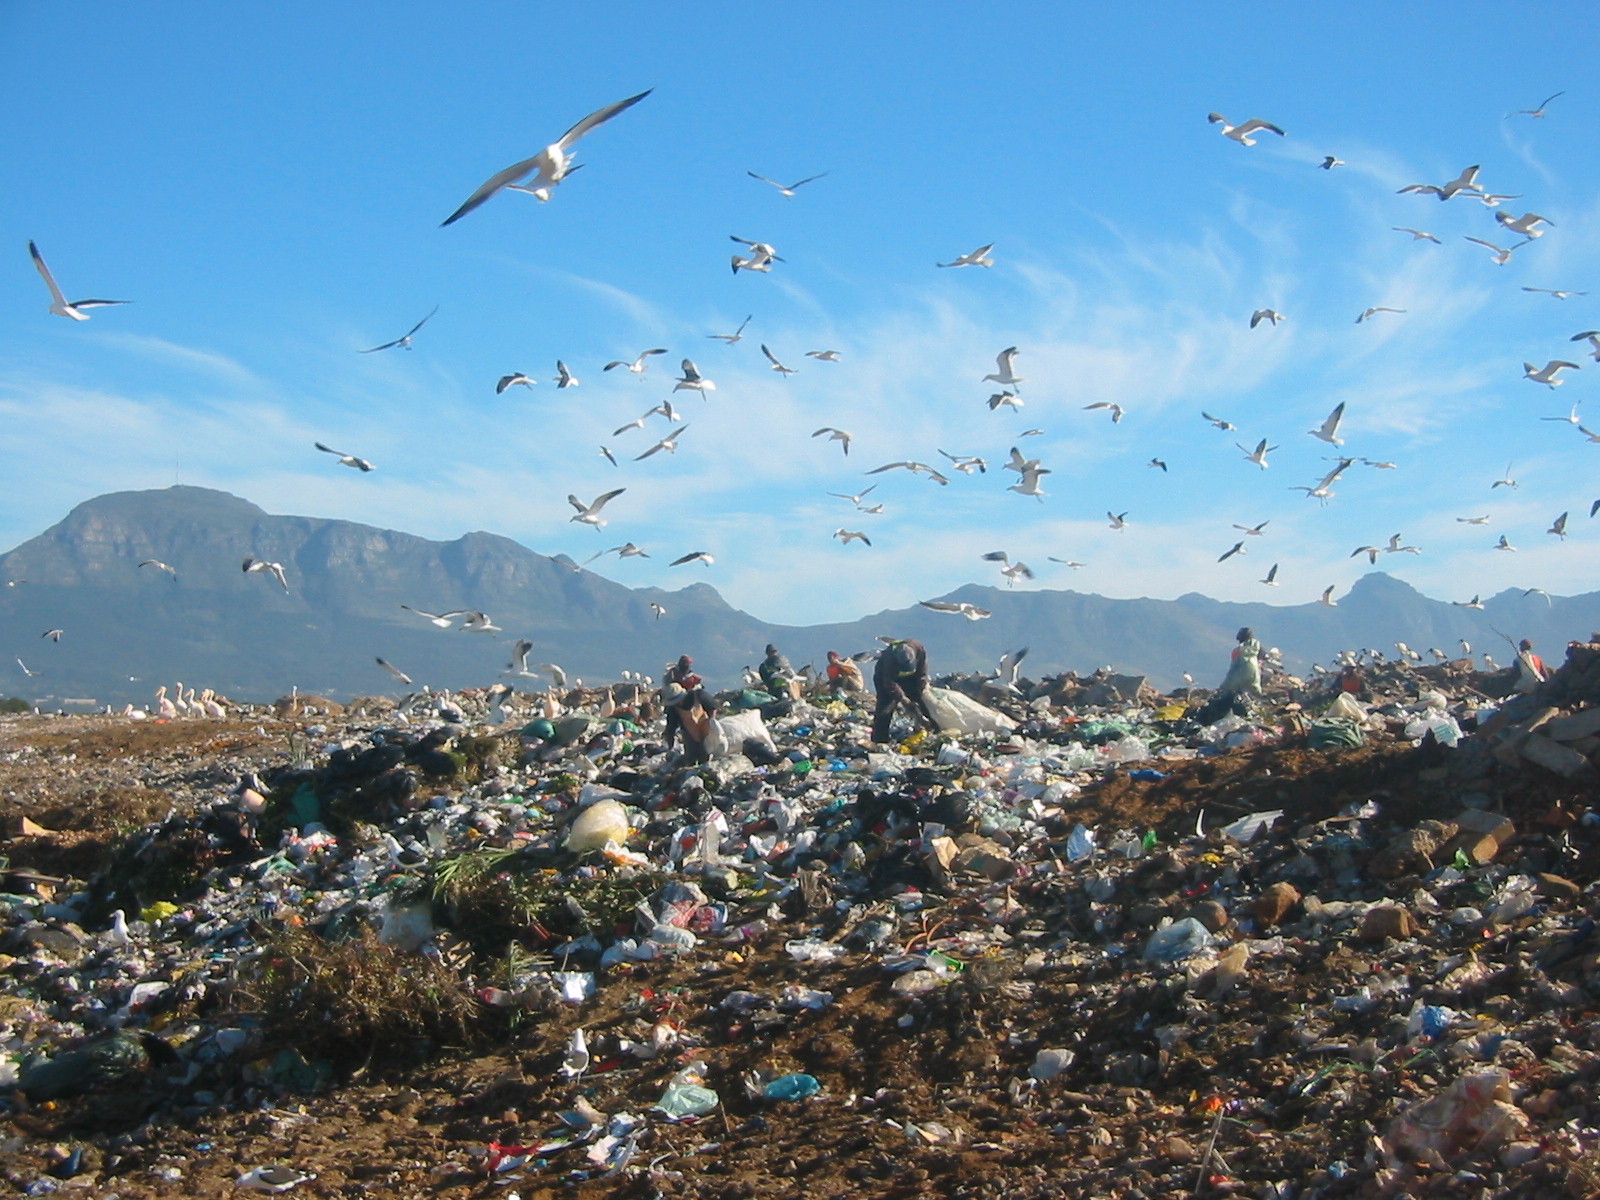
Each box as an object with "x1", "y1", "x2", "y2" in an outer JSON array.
[
  {"x1": 1351, "y1": 544, "x2": 1382, "y2": 564},
  {"x1": 920, "y1": 600, "x2": 991, "y2": 620},
  {"x1": 1392, "y1": 227, "x2": 1441, "y2": 243},
  {"x1": 41, "y1": 628, "x2": 62, "y2": 642},
  {"x1": 1540, "y1": 403, "x2": 1582, "y2": 425},
  {"x1": 376, "y1": 658, "x2": 413, "y2": 686},
  {"x1": 1570, "y1": 331, "x2": 1600, "y2": 362},
  {"x1": 15, "y1": 658, "x2": 33, "y2": 677},
  {"x1": 673, "y1": 359, "x2": 716, "y2": 393},
  {"x1": 708, "y1": 315, "x2": 752, "y2": 345},
  {"x1": 828, "y1": 485, "x2": 877, "y2": 506},
  {"x1": 1319, "y1": 155, "x2": 1344, "y2": 170},
  {"x1": 314, "y1": 442, "x2": 374, "y2": 471},
  {"x1": 1218, "y1": 541, "x2": 1246, "y2": 562},
  {"x1": 649, "y1": 602, "x2": 666, "y2": 620},
  {"x1": 1250, "y1": 309, "x2": 1283, "y2": 327},
  {"x1": 1083, "y1": 401, "x2": 1125, "y2": 424},
  {"x1": 1238, "y1": 437, "x2": 1279, "y2": 468},
  {"x1": 670, "y1": 551, "x2": 715, "y2": 567},
  {"x1": 981, "y1": 550, "x2": 1035, "y2": 586},
  {"x1": 634, "y1": 425, "x2": 689, "y2": 461},
  {"x1": 496, "y1": 372, "x2": 536, "y2": 393},
  {"x1": 1524, "y1": 360, "x2": 1581, "y2": 387},
  {"x1": 1399, "y1": 165, "x2": 1482, "y2": 200},
  {"x1": 1496, "y1": 212, "x2": 1554, "y2": 239},
  {"x1": 865, "y1": 460, "x2": 950, "y2": 485},
  {"x1": 28, "y1": 241, "x2": 128, "y2": 321},
  {"x1": 1456, "y1": 515, "x2": 1491, "y2": 525},
  {"x1": 1234, "y1": 520, "x2": 1270, "y2": 536},
  {"x1": 1509, "y1": 91, "x2": 1564, "y2": 118},
  {"x1": 834, "y1": 528, "x2": 871, "y2": 546},
  {"x1": 1207, "y1": 113, "x2": 1285, "y2": 145},
  {"x1": 1357, "y1": 306, "x2": 1406, "y2": 323},
  {"x1": 1318, "y1": 585, "x2": 1338, "y2": 607},
  {"x1": 1148, "y1": 458, "x2": 1168, "y2": 472},
  {"x1": 806, "y1": 349, "x2": 842, "y2": 362},
  {"x1": 1309, "y1": 402, "x2": 1346, "y2": 445},
  {"x1": 401, "y1": 605, "x2": 471, "y2": 629},
  {"x1": 1107, "y1": 511, "x2": 1128, "y2": 530},
  {"x1": 1475, "y1": 192, "x2": 1522, "y2": 208},
  {"x1": 1495, "y1": 534, "x2": 1516, "y2": 552},
  {"x1": 359, "y1": 306, "x2": 437, "y2": 353},
  {"x1": 599, "y1": 445, "x2": 617, "y2": 466},
  {"x1": 1463, "y1": 236, "x2": 1526, "y2": 265},
  {"x1": 988, "y1": 391, "x2": 1024, "y2": 411},
  {"x1": 1523, "y1": 286, "x2": 1586, "y2": 300},
  {"x1": 812, "y1": 427, "x2": 852, "y2": 455},
  {"x1": 138, "y1": 559, "x2": 178, "y2": 579},
  {"x1": 604, "y1": 348, "x2": 668, "y2": 376},
  {"x1": 938, "y1": 243, "x2": 995, "y2": 269},
  {"x1": 761, "y1": 344, "x2": 797, "y2": 376},
  {"x1": 984, "y1": 347, "x2": 1024, "y2": 388},
  {"x1": 584, "y1": 542, "x2": 649, "y2": 565},
  {"x1": 1049, "y1": 557, "x2": 1086, "y2": 568},
  {"x1": 1549, "y1": 511, "x2": 1570, "y2": 539},
  {"x1": 746, "y1": 170, "x2": 827, "y2": 196},
  {"x1": 242, "y1": 558, "x2": 289, "y2": 592},
  {"x1": 729, "y1": 236, "x2": 783, "y2": 273},
  {"x1": 938, "y1": 449, "x2": 987, "y2": 474},
  {"x1": 1492, "y1": 463, "x2": 1518, "y2": 489},
  {"x1": 568, "y1": 487, "x2": 626, "y2": 527},
  {"x1": 458, "y1": 611, "x2": 501, "y2": 634},
  {"x1": 1202, "y1": 411, "x2": 1237, "y2": 431},
  {"x1": 553, "y1": 360, "x2": 580, "y2": 388},
  {"x1": 1260, "y1": 563, "x2": 1279, "y2": 586},
  {"x1": 440, "y1": 89, "x2": 652, "y2": 224}
]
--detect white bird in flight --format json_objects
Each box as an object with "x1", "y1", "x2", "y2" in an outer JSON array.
[
  {"x1": 865, "y1": 461, "x2": 950, "y2": 485},
  {"x1": 670, "y1": 551, "x2": 715, "y2": 568},
  {"x1": 1260, "y1": 563, "x2": 1279, "y2": 586},
  {"x1": 812, "y1": 427, "x2": 852, "y2": 455},
  {"x1": 138, "y1": 559, "x2": 178, "y2": 579},
  {"x1": 1250, "y1": 309, "x2": 1284, "y2": 328},
  {"x1": 938, "y1": 450, "x2": 987, "y2": 474},
  {"x1": 1308, "y1": 402, "x2": 1346, "y2": 445},
  {"x1": 1318, "y1": 585, "x2": 1338, "y2": 607},
  {"x1": 988, "y1": 391, "x2": 1024, "y2": 412},
  {"x1": 496, "y1": 372, "x2": 536, "y2": 393},
  {"x1": 730, "y1": 236, "x2": 783, "y2": 274},
  {"x1": 584, "y1": 542, "x2": 649, "y2": 565},
  {"x1": 1549, "y1": 511, "x2": 1569, "y2": 540},
  {"x1": 1356, "y1": 306, "x2": 1406, "y2": 323},
  {"x1": 402, "y1": 604, "x2": 472, "y2": 629},
  {"x1": 1495, "y1": 534, "x2": 1516, "y2": 552},
  {"x1": 938, "y1": 243, "x2": 995, "y2": 269},
  {"x1": 1392, "y1": 227, "x2": 1441, "y2": 243},
  {"x1": 1523, "y1": 287, "x2": 1587, "y2": 300},
  {"x1": 673, "y1": 359, "x2": 716, "y2": 394},
  {"x1": 376, "y1": 658, "x2": 413, "y2": 686},
  {"x1": 1233, "y1": 520, "x2": 1270, "y2": 536},
  {"x1": 1491, "y1": 463, "x2": 1518, "y2": 489},
  {"x1": 806, "y1": 349, "x2": 842, "y2": 362},
  {"x1": 458, "y1": 612, "x2": 500, "y2": 634},
  {"x1": 1398, "y1": 165, "x2": 1482, "y2": 201},
  {"x1": 746, "y1": 170, "x2": 827, "y2": 196},
  {"x1": 761, "y1": 344, "x2": 797, "y2": 376},
  {"x1": 314, "y1": 442, "x2": 374, "y2": 472},
  {"x1": 828, "y1": 485, "x2": 877, "y2": 506},
  {"x1": 440, "y1": 89, "x2": 651, "y2": 223},
  {"x1": 359, "y1": 306, "x2": 437, "y2": 352},
  {"x1": 568, "y1": 488, "x2": 626, "y2": 528},
  {"x1": 1524, "y1": 360, "x2": 1581, "y2": 387},
  {"x1": 1496, "y1": 211, "x2": 1554, "y2": 239},
  {"x1": 1463, "y1": 236, "x2": 1526, "y2": 265},
  {"x1": 1107, "y1": 511, "x2": 1128, "y2": 530},
  {"x1": 604, "y1": 348, "x2": 668, "y2": 376},
  {"x1": 984, "y1": 347, "x2": 1024, "y2": 388},
  {"x1": 1238, "y1": 438, "x2": 1279, "y2": 468},
  {"x1": 981, "y1": 550, "x2": 1035, "y2": 586},
  {"x1": 634, "y1": 425, "x2": 689, "y2": 461},
  {"x1": 920, "y1": 600, "x2": 991, "y2": 621},
  {"x1": 28, "y1": 241, "x2": 128, "y2": 321},
  {"x1": 708, "y1": 315, "x2": 752, "y2": 345},
  {"x1": 1456, "y1": 515, "x2": 1491, "y2": 525},
  {"x1": 1570, "y1": 331, "x2": 1600, "y2": 362},
  {"x1": 1207, "y1": 113, "x2": 1285, "y2": 145},
  {"x1": 553, "y1": 360, "x2": 579, "y2": 388},
  {"x1": 833, "y1": 529, "x2": 871, "y2": 546},
  {"x1": 1509, "y1": 91, "x2": 1564, "y2": 118},
  {"x1": 1540, "y1": 403, "x2": 1582, "y2": 425},
  {"x1": 242, "y1": 558, "x2": 289, "y2": 592},
  {"x1": 1202, "y1": 411, "x2": 1237, "y2": 431},
  {"x1": 1083, "y1": 402, "x2": 1125, "y2": 424},
  {"x1": 1319, "y1": 155, "x2": 1344, "y2": 170}
]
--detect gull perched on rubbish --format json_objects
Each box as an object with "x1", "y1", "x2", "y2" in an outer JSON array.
[
  {"x1": 866, "y1": 461, "x2": 950, "y2": 485},
  {"x1": 988, "y1": 391, "x2": 1023, "y2": 411},
  {"x1": 1318, "y1": 585, "x2": 1338, "y2": 606},
  {"x1": 938, "y1": 450, "x2": 987, "y2": 474},
  {"x1": 1495, "y1": 534, "x2": 1517, "y2": 551},
  {"x1": 1523, "y1": 287, "x2": 1587, "y2": 300},
  {"x1": 981, "y1": 550, "x2": 1035, "y2": 586},
  {"x1": 746, "y1": 170, "x2": 827, "y2": 196},
  {"x1": 1549, "y1": 511, "x2": 1570, "y2": 539},
  {"x1": 1107, "y1": 511, "x2": 1128, "y2": 530},
  {"x1": 1392, "y1": 227, "x2": 1441, "y2": 243},
  {"x1": 1202, "y1": 411, "x2": 1238, "y2": 431},
  {"x1": 1234, "y1": 520, "x2": 1270, "y2": 536},
  {"x1": 402, "y1": 605, "x2": 472, "y2": 629},
  {"x1": 1398, "y1": 165, "x2": 1482, "y2": 200},
  {"x1": 604, "y1": 348, "x2": 667, "y2": 376},
  {"x1": 1218, "y1": 541, "x2": 1246, "y2": 562},
  {"x1": 1309, "y1": 402, "x2": 1346, "y2": 445},
  {"x1": 938, "y1": 243, "x2": 995, "y2": 268},
  {"x1": 138, "y1": 559, "x2": 178, "y2": 579},
  {"x1": 673, "y1": 359, "x2": 716, "y2": 394},
  {"x1": 1571, "y1": 331, "x2": 1600, "y2": 362},
  {"x1": 920, "y1": 600, "x2": 991, "y2": 620},
  {"x1": 568, "y1": 488, "x2": 626, "y2": 528},
  {"x1": 1357, "y1": 306, "x2": 1406, "y2": 323},
  {"x1": 1250, "y1": 309, "x2": 1284, "y2": 328},
  {"x1": 1525, "y1": 359, "x2": 1581, "y2": 387},
  {"x1": 496, "y1": 372, "x2": 536, "y2": 393},
  {"x1": 1261, "y1": 563, "x2": 1279, "y2": 586},
  {"x1": 314, "y1": 442, "x2": 374, "y2": 472},
  {"x1": 670, "y1": 551, "x2": 715, "y2": 568},
  {"x1": 1464, "y1": 236, "x2": 1526, "y2": 265},
  {"x1": 1496, "y1": 212, "x2": 1554, "y2": 239},
  {"x1": 359, "y1": 306, "x2": 437, "y2": 352},
  {"x1": 634, "y1": 425, "x2": 689, "y2": 461},
  {"x1": 812, "y1": 427, "x2": 852, "y2": 455},
  {"x1": 761, "y1": 344, "x2": 797, "y2": 376},
  {"x1": 984, "y1": 347, "x2": 1024, "y2": 388},
  {"x1": 1238, "y1": 438, "x2": 1279, "y2": 468},
  {"x1": 708, "y1": 315, "x2": 751, "y2": 345},
  {"x1": 1457, "y1": 514, "x2": 1491, "y2": 525},
  {"x1": 553, "y1": 360, "x2": 579, "y2": 388},
  {"x1": 1509, "y1": 91, "x2": 1564, "y2": 118},
  {"x1": 376, "y1": 658, "x2": 413, "y2": 686},
  {"x1": 28, "y1": 241, "x2": 128, "y2": 321},
  {"x1": 1207, "y1": 113, "x2": 1285, "y2": 145},
  {"x1": 834, "y1": 529, "x2": 871, "y2": 546},
  {"x1": 242, "y1": 558, "x2": 289, "y2": 592},
  {"x1": 1319, "y1": 155, "x2": 1344, "y2": 169},
  {"x1": 1083, "y1": 401, "x2": 1125, "y2": 424},
  {"x1": 730, "y1": 236, "x2": 783, "y2": 273},
  {"x1": 440, "y1": 89, "x2": 651, "y2": 224}
]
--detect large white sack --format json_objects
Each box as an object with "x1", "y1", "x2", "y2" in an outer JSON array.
[
  {"x1": 923, "y1": 686, "x2": 1017, "y2": 734},
  {"x1": 705, "y1": 708, "x2": 778, "y2": 758}
]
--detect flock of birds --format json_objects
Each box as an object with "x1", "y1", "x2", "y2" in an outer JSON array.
[{"x1": 15, "y1": 85, "x2": 1595, "y2": 697}]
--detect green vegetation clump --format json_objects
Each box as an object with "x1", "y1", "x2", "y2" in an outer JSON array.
[{"x1": 0, "y1": 697, "x2": 29, "y2": 714}]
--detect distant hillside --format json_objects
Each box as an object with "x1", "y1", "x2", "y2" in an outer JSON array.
[{"x1": 2, "y1": 487, "x2": 1596, "y2": 706}]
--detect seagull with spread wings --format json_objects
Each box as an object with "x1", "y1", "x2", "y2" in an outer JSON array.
[
  {"x1": 1083, "y1": 402, "x2": 1125, "y2": 424},
  {"x1": 402, "y1": 604, "x2": 471, "y2": 629},
  {"x1": 866, "y1": 461, "x2": 950, "y2": 485},
  {"x1": 634, "y1": 425, "x2": 689, "y2": 461},
  {"x1": 1207, "y1": 113, "x2": 1285, "y2": 144},
  {"x1": 730, "y1": 236, "x2": 783, "y2": 273},
  {"x1": 553, "y1": 360, "x2": 580, "y2": 388},
  {"x1": 812, "y1": 427, "x2": 852, "y2": 455},
  {"x1": 138, "y1": 559, "x2": 178, "y2": 580},
  {"x1": 1202, "y1": 411, "x2": 1238, "y2": 431},
  {"x1": 670, "y1": 551, "x2": 715, "y2": 568},
  {"x1": 747, "y1": 170, "x2": 826, "y2": 196},
  {"x1": 376, "y1": 658, "x2": 413, "y2": 686},
  {"x1": 1238, "y1": 437, "x2": 1279, "y2": 468},
  {"x1": 938, "y1": 243, "x2": 995, "y2": 269},
  {"x1": 833, "y1": 529, "x2": 871, "y2": 546},
  {"x1": 1392, "y1": 227, "x2": 1441, "y2": 243},
  {"x1": 440, "y1": 89, "x2": 651, "y2": 223},
  {"x1": 242, "y1": 558, "x2": 289, "y2": 592},
  {"x1": 1525, "y1": 360, "x2": 1581, "y2": 387},
  {"x1": 708, "y1": 315, "x2": 751, "y2": 345},
  {"x1": 1357, "y1": 306, "x2": 1406, "y2": 323},
  {"x1": 1399, "y1": 165, "x2": 1483, "y2": 200},
  {"x1": 359, "y1": 306, "x2": 437, "y2": 352},
  {"x1": 568, "y1": 488, "x2": 626, "y2": 528},
  {"x1": 28, "y1": 241, "x2": 128, "y2": 321},
  {"x1": 983, "y1": 347, "x2": 1024, "y2": 388},
  {"x1": 604, "y1": 348, "x2": 668, "y2": 376},
  {"x1": 314, "y1": 442, "x2": 374, "y2": 471},
  {"x1": 1309, "y1": 402, "x2": 1346, "y2": 445},
  {"x1": 1509, "y1": 91, "x2": 1564, "y2": 118},
  {"x1": 673, "y1": 359, "x2": 716, "y2": 394},
  {"x1": 761, "y1": 344, "x2": 797, "y2": 376},
  {"x1": 1464, "y1": 236, "x2": 1527, "y2": 265},
  {"x1": 920, "y1": 600, "x2": 991, "y2": 620}
]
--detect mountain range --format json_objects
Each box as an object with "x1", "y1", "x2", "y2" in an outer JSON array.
[{"x1": 2, "y1": 487, "x2": 1595, "y2": 707}]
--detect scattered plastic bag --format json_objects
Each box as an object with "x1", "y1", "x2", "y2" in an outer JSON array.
[
  {"x1": 1142, "y1": 918, "x2": 1213, "y2": 964},
  {"x1": 922, "y1": 687, "x2": 1017, "y2": 734}
]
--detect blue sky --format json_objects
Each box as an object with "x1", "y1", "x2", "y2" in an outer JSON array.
[{"x1": 3, "y1": 3, "x2": 1598, "y2": 626}]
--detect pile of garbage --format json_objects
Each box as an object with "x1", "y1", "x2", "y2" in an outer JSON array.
[{"x1": 3, "y1": 651, "x2": 1600, "y2": 1198}]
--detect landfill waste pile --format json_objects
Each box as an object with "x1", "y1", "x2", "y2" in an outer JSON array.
[{"x1": 4, "y1": 640, "x2": 1600, "y2": 1199}]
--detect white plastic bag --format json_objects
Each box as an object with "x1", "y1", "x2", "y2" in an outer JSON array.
[
  {"x1": 922, "y1": 687, "x2": 1017, "y2": 734},
  {"x1": 706, "y1": 709, "x2": 777, "y2": 757}
]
